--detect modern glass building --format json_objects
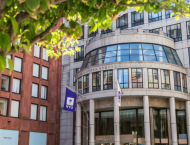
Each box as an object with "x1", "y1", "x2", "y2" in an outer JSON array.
[{"x1": 60, "y1": 8, "x2": 190, "y2": 145}]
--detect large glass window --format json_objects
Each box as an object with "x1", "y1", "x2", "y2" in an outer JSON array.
[
  {"x1": 34, "y1": 44, "x2": 40, "y2": 58},
  {"x1": 187, "y1": 21, "x2": 190, "y2": 39},
  {"x1": 32, "y1": 83, "x2": 39, "y2": 98},
  {"x1": 148, "y1": 69, "x2": 158, "y2": 88},
  {"x1": 12, "y1": 78, "x2": 21, "y2": 94},
  {"x1": 73, "y1": 68, "x2": 80, "y2": 86},
  {"x1": 166, "y1": 10, "x2": 175, "y2": 19},
  {"x1": 167, "y1": 24, "x2": 182, "y2": 42},
  {"x1": 78, "y1": 77, "x2": 82, "y2": 94},
  {"x1": 42, "y1": 66, "x2": 48, "y2": 80},
  {"x1": 88, "y1": 26, "x2": 98, "y2": 38},
  {"x1": 14, "y1": 57, "x2": 22, "y2": 72},
  {"x1": 83, "y1": 75, "x2": 89, "y2": 94},
  {"x1": 149, "y1": 12, "x2": 162, "y2": 23},
  {"x1": 43, "y1": 47, "x2": 49, "y2": 61},
  {"x1": 74, "y1": 46, "x2": 84, "y2": 62},
  {"x1": 6, "y1": 55, "x2": 11, "y2": 69},
  {"x1": 40, "y1": 106, "x2": 47, "y2": 121},
  {"x1": 92, "y1": 72, "x2": 101, "y2": 92},
  {"x1": 182, "y1": 74, "x2": 188, "y2": 93},
  {"x1": 149, "y1": 27, "x2": 163, "y2": 33},
  {"x1": 118, "y1": 69, "x2": 129, "y2": 88},
  {"x1": 30, "y1": 104, "x2": 37, "y2": 120},
  {"x1": 153, "y1": 108, "x2": 168, "y2": 143},
  {"x1": 0, "y1": 98, "x2": 8, "y2": 116},
  {"x1": 174, "y1": 72, "x2": 181, "y2": 91},
  {"x1": 1, "y1": 75, "x2": 10, "y2": 92},
  {"x1": 41, "y1": 85, "x2": 47, "y2": 100},
  {"x1": 103, "y1": 70, "x2": 113, "y2": 90},
  {"x1": 116, "y1": 14, "x2": 128, "y2": 30},
  {"x1": 132, "y1": 68, "x2": 143, "y2": 88},
  {"x1": 33, "y1": 63, "x2": 40, "y2": 78},
  {"x1": 10, "y1": 100, "x2": 19, "y2": 118},
  {"x1": 176, "y1": 110, "x2": 187, "y2": 142},
  {"x1": 131, "y1": 11, "x2": 144, "y2": 27},
  {"x1": 161, "y1": 70, "x2": 170, "y2": 89}
]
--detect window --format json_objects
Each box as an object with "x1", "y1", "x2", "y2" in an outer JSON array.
[
  {"x1": 32, "y1": 83, "x2": 39, "y2": 98},
  {"x1": 101, "y1": 28, "x2": 112, "y2": 34},
  {"x1": 29, "y1": 132, "x2": 47, "y2": 145},
  {"x1": 30, "y1": 104, "x2": 38, "y2": 120},
  {"x1": 40, "y1": 106, "x2": 47, "y2": 121},
  {"x1": 167, "y1": 24, "x2": 182, "y2": 42},
  {"x1": 34, "y1": 44, "x2": 40, "y2": 58},
  {"x1": 6, "y1": 55, "x2": 11, "y2": 69},
  {"x1": 33, "y1": 63, "x2": 40, "y2": 77},
  {"x1": 103, "y1": 70, "x2": 113, "y2": 90},
  {"x1": 74, "y1": 46, "x2": 84, "y2": 62},
  {"x1": 14, "y1": 57, "x2": 22, "y2": 72},
  {"x1": 132, "y1": 68, "x2": 143, "y2": 88},
  {"x1": 78, "y1": 77, "x2": 82, "y2": 94},
  {"x1": 187, "y1": 21, "x2": 190, "y2": 39},
  {"x1": 43, "y1": 47, "x2": 49, "y2": 61},
  {"x1": 149, "y1": 28, "x2": 163, "y2": 34},
  {"x1": 148, "y1": 69, "x2": 158, "y2": 88},
  {"x1": 149, "y1": 12, "x2": 162, "y2": 23},
  {"x1": 182, "y1": 74, "x2": 188, "y2": 93},
  {"x1": 131, "y1": 11, "x2": 144, "y2": 27},
  {"x1": 88, "y1": 26, "x2": 98, "y2": 38},
  {"x1": 161, "y1": 70, "x2": 170, "y2": 89},
  {"x1": 116, "y1": 14, "x2": 128, "y2": 30},
  {"x1": 42, "y1": 66, "x2": 48, "y2": 80},
  {"x1": 83, "y1": 75, "x2": 89, "y2": 94},
  {"x1": 73, "y1": 68, "x2": 80, "y2": 86},
  {"x1": 118, "y1": 69, "x2": 129, "y2": 88},
  {"x1": 173, "y1": 72, "x2": 181, "y2": 91},
  {"x1": 41, "y1": 85, "x2": 47, "y2": 100},
  {"x1": 0, "y1": 98, "x2": 8, "y2": 116},
  {"x1": 10, "y1": 100, "x2": 19, "y2": 118},
  {"x1": 78, "y1": 25, "x2": 84, "y2": 40},
  {"x1": 1, "y1": 75, "x2": 10, "y2": 92},
  {"x1": 12, "y1": 78, "x2": 21, "y2": 94},
  {"x1": 93, "y1": 72, "x2": 101, "y2": 92}
]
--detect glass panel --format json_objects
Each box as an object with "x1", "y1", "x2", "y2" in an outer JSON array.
[
  {"x1": 0, "y1": 98, "x2": 8, "y2": 116},
  {"x1": 160, "y1": 109, "x2": 168, "y2": 138},
  {"x1": 1, "y1": 75, "x2": 10, "y2": 91},
  {"x1": 78, "y1": 77, "x2": 82, "y2": 94},
  {"x1": 138, "y1": 109, "x2": 144, "y2": 138},
  {"x1": 118, "y1": 44, "x2": 129, "y2": 50},
  {"x1": 176, "y1": 110, "x2": 187, "y2": 139},
  {"x1": 30, "y1": 104, "x2": 37, "y2": 120},
  {"x1": 40, "y1": 106, "x2": 47, "y2": 121},
  {"x1": 34, "y1": 44, "x2": 40, "y2": 58},
  {"x1": 118, "y1": 69, "x2": 129, "y2": 88},
  {"x1": 41, "y1": 86, "x2": 47, "y2": 99},
  {"x1": 10, "y1": 100, "x2": 19, "y2": 117},
  {"x1": 33, "y1": 63, "x2": 40, "y2": 77},
  {"x1": 12, "y1": 78, "x2": 20, "y2": 94},
  {"x1": 43, "y1": 47, "x2": 49, "y2": 61},
  {"x1": 32, "y1": 83, "x2": 38, "y2": 97},
  {"x1": 6, "y1": 55, "x2": 11, "y2": 69},
  {"x1": 14, "y1": 57, "x2": 22, "y2": 72},
  {"x1": 117, "y1": 55, "x2": 129, "y2": 62}
]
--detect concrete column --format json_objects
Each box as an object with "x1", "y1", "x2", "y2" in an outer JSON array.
[
  {"x1": 82, "y1": 76, "x2": 83, "y2": 94},
  {"x1": 84, "y1": 25, "x2": 88, "y2": 39},
  {"x1": 129, "y1": 68, "x2": 132, "y2": 88},
  {"x1": 89, "y1": 73, "x2": 92, "y2": 93},
  {"x1": 143, "y1": 68, "x2": 148, "y2": 88},
  {"x1": 144, "y1": 11, "x2": 149, "y2": 24},
  {"x1": 101, "y1": 70, "x2": 103, "y2": 90},
  {"x1": 89, "y1": 99, "x2": 95, "y2": 145},
  {"x1": 170, "y1": 70, "x2": 174, "y2": 91},
  {"x1": 76, "y1": 103, "x2": 81, "y2": 145},
  {"x1": 113, "y1": 69, "x2": 117, "y2": 89},
  {"x1": 185, "y1": 101, "x2": 190, "y2": 145},
  {"x1": 143, "y1": 96, "x2": 151, "y2": 145},
  {"x1": 128, "y1": 12, "x2": 131, "y2": 28},
  {"x1": 169, "y1": 97, "x2": 178, "y2": 145},
  {"x1": 114, "y1": 96, "x2": 120, "y2": 145}
]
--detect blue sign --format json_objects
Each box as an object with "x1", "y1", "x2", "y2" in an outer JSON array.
[
  {"x1": 118, "y1": 91, "x2": 121, "y2": 106},
  {"x1": 63, "y1": 88, "x2": 77, "y2": 112}
]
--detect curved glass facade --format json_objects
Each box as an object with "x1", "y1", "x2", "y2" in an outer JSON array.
[{"x1": 81, "y1": 43, "x2": 182, "y2": 69}]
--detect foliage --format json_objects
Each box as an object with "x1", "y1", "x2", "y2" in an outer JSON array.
[{"x1": 0, "y1": 0, "x2": 190, "y2": 73}]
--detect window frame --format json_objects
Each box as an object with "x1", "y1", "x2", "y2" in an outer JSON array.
[
  {"x1": 131, "y1": 11, "x2": 144, "y2": 27},
  {"x1": 182, "y1": 73, "x2": 188, "y2": 93},
  {"x1": 83, "y1": 74, "x2": 89, "y2": 94},
  {"x1": 43, "y1": 47, "x2": 49, "y2": 62},
  {"x1": 103, "y1": 70, "x2": 113, "y2": 90},
  {"x1": 12, "y1": 78, "x2": 21, "y2": 94},
  {"x1": 74, "y1": 46, "x2": 84, "y2": 62},
  {"x1": 33, "y1": 63, "x2": 40, "y2": 78},
  {"x1": 73, "y1": 68, "x2": 80, "y2": 86},
  {"x1": 0, "y1": 97, "x2": 9, "y2": 117},
  {"x1": 131, "y1": 68, "x2": 143, "y2": 88},
  {"x1": 148, "y1": 11, "x2": 162, "y2": 23},
  {"x1": 166, "y1": 23, "x2": 182, "y2": 42},
  {"x1": 42, "y1": 66, "x2": 49, "y2": 81},
  {"x1": 78, "y1": 77, "x2": 82, "y2": 94},
  {"x1": 173, "y1": 71, "x2": 181, "y2": 91},
  {"x1": 14, "y1": 57, "x2": 23, "y2": 73},
  {"x1": 116, "y1": 13, "x2": 128, "y2": 30},
  {"x1": 33, "y1": 44, "x2": 41, "y2": 58},
  {"x1": 1, "y1": 74, "x2": 10, "y2": 92},
  {"x1": 149, "y1": 28, "x2": 163, "y2": 34},
  {"x1": 30, "y1": 104, "x2": 38, "y2": 121},
  {"x1": 10, "y1": 99, "x2": 20, "y2": 118},
  {"x1": 41, "y1": 85, "x2": 48, "y2": 100},
  {"x1": 148, "y1": 68, "x2": 159, "y2": 89},
  {"x1": 161, "y1": 69, "x2": 171, "y2": 90},
  {"x1": 92, "y1": 72, "x2": 101, "y2": 92},
  {"x1": 31, "y1": 83, "x2": 39, "y2": 98},
  {"x1": 118, "y1": 69, "x2": 129, "y2": 89},
  {"x1": 40, "y1": 105, "x2": 47, "y2": 122}
]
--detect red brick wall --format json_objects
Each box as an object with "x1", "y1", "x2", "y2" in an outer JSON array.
[{"x1": 0, "y1": 18, "x2": 62, "y2": 145}]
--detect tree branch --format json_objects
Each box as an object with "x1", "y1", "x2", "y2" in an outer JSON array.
[
  {"x1": 0, "y1": 0, "x2": 6, "y2": 18},
  {"x1": 110, "y1": 0, "x2": 149, "y2": 7}
]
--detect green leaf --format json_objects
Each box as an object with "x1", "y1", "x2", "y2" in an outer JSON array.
[
  {"x1": 20, "y1": 44, "x2": 30, "y2": 54},
  {"x1": 40, "y1": 0, "x2": 50, "y2": 13},
  {"x1": 0, "y1": 32, "x2": 10, "y2": 50},
  {"x1": 175, "y1": 15, "x2": 180, "y2": 20},
  {"x1": 24, "y1": 3, "x2": 35, "y2": 14},
  {"x1": 69, "y1": 20, "x2": 78, "y2": 30},
  {"x1": 5, "y1": 0, "x2": 13, "y2": 6},
  {"x1": 25, "y1": 0, "x2": 40, "y2": 10},
  {"x1": 17, "y1": 2, "x2": 25, "y2": 12},
  {"x1": 0, "y1": 55, "x2": 6, "y2": 72},
  {"x1": 98, "y1": 9, "x2": 106, "y2": 23},
  {"x1": 11, "y1": 18, "x2": 18, "y2": 36},
  {"x1": 135, "y1": 6, "x2": 141, "y2": 12},
  {"x1": 8, "y1": 59, "x2": 13, "y2": 74}
]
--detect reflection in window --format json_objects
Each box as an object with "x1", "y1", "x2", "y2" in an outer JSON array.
[
  {"x1": 12, "y1": 78, "x2": 21, "y2": 94},
  {"x1": 149, "y1": 28, "x2": 163, "y2": 34},
  {"x1": 131, "y1": 11, "x2": 144, "y2": 27},
  {"x1": 104, "y1": 45, "x2": 117, "y2": 63},
  {"x1": 118, "y1": 69, "x2": 129, "y2": 88},
  {"x1": 132, "y1": 68, "x2": 143, "y2": 88},
  {"x1": 0, "y1": 98, "x2": 8, "y2": 116},
  {"x1": 161, "y1": 70, "x2": 170, "y2": 89},
  {"x1": 74, "y1": 46, "x2": 84, "y2": 62},
  {"x1": 182, "y1": 74, "x2": 188, "y2": 93},
  {"x1": 93, "y1": 72, "x2": 101, "y2": 92},
  {"x1": 167, "y1": 24, "x2": 182, "y2": 42},
  {"x1": 103, "y1": 70, "x2": 113, "y2": 90},
  {"x1": 174, "y1": 72, "x2": 181, "y2": 91},
  {"x1": 153, "y1": 109, "x2": 168, "y2": 142},
  {"x1": 148, "y1": 69, "x2": 158, "y2": 88},
  {"x1": 73, "y1": 68, "x2": 80, "y2": 86},
  {"x1": 149, "y1": 12, "x2": 162, "y2": 23},
  {"x1": 88, "y1": 26, "x2": 98, "y2": 38},
  {"x1": 83, "y1": 75, "x2": 89, "y2": 94},
  {"x1": 176, "y1": 110, "x2": 187, "y2": 140},
  {"x1": 10, "y1": 100, "x2": 19, "y2": 118},
  {"x1": 116, "y1": 14, "x2": 128, "y2": 30},
  {"x1": 117, "y1": 44, "x2": 129, "y2": 62},
  {"x1": 78, "y1": 77, "x2": 82, "y2": 94},
  {"x1": 14, "y1": 57, "x2": 22, "y2": 72},
  {"x1": 1, "y1": 75, "x2": 10, "y2": 92},
  {"x1": 187, "y1": 21, "x2": 190, "y2": 39}
]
